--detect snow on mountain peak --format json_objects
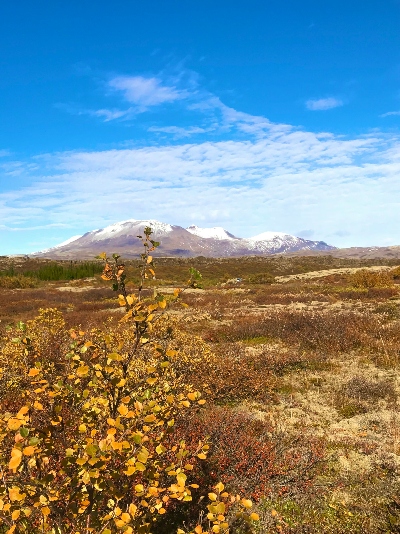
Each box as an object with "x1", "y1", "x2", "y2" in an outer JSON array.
[
  {"x1": 35, "y1": 235, "x2": 82, "y2": 254},
  {"x1": 30, "y1": 218, "x2": 335, "y2": 258},
  {"x1": 91, "y1": 219, "x2": 173, "y2": 241},
  {"x1": 248, "y1": 231, "x2": 294, "y2": 242},
  {"x1": 186, "y1": 225, "x2": 236, "y2": 240}
]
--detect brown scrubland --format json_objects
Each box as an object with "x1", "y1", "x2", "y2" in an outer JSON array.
[{"x1": 1, "y1": 251, "x2": 400, "y2": 533}]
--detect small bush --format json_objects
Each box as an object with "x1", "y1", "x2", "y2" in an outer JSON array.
[
  {"x1": 350, "y1": 269, "x2": 393, "y2": 289},
  {"x1": 341, "y1": 375, "x2": 397, "y2": 403},
  {"x1": 0, "y1": 275, "x2": 37, "y2": 289},
  {"x1": 334, "y1": 375, "x2": 397, "y2": 419},
  {"x1": 390, "y1": 266, "x2": 400, "y2": 280},
  {"x1": 258, "y1": 495, "x2": 369, "y2": 533},
  {"x1": 174, "y1": 407, "x2": 325, "y2": 501},
  {"x1": 0, "y1": 230, "x2": 259, "y2": 534}
]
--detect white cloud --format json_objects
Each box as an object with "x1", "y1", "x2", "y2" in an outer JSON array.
[
  {"x1": 380, "y1": 111, "x2": 400, "y2": 117},
  {"x1": 108, "y1": 75, "x2": 187, "y2": 108},
  {"x1": 2, "y1": 122, "x2": 400, "y2": 250},
  {"x1": 90, "y1": 108, "x2": 131, "y2": 121},
  {"x1": 2, "y1": 72, "x2": 400, "y2": 252},
  {"x1": 148, "y1": 126, "x2": 208, "y2": 138},
  {"x1": 306, "y1": 97, "x2": 344, "y2": 111}
]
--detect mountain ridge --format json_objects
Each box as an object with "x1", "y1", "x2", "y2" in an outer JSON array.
[{"x1": 31, "y1": 219, "x2": 336, "y2": 259}]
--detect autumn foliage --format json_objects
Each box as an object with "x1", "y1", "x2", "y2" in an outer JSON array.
[{"x1": 0, "y1": 228, "x2": 259, "y2": 534}]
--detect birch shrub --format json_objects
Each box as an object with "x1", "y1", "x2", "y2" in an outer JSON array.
[{"x1": 0, "y1": 228, "x2": 258, "y2": 534}]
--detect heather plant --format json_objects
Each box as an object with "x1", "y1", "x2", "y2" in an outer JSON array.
[
  {"x1": 0, "y1": 275, "x2": 37, "y2": 289},
  {"x1": 350, "y1": 269, "x2": 393, "y2": 289},
  {"x1": 0, "y1": 227, "x2": 259, "y2": 534}
]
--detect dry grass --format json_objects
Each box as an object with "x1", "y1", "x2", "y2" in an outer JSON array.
[{"x1": 2, "y1": 256, "x2": 400, "y2": 532}]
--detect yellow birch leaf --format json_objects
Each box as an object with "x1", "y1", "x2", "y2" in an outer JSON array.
[
  {"x1": 117, "y1": 405, "x2": 128, "y2": 416},
  {"x1": 23, "y1": 446, "x2": 35, "y2": 456},
  {"x1": 135, "y1": 462, "x2": 145, "y2": 471},
  {"x1": 121, "y1": 512, "x2": 130, "y2": 523},
  {"x1": 28, "y1": 368, "x2": 40, "y2": 377},
  {"x1": 146, "y1": 377, "x2": 157, "y2": 386},
  {"x1": 176, "y1": 472, "x2": 187, "y2": 487},
  {"x1": 143, "y1": 414, "x2": 156, "y2": 423},
  {"x1": 76, "y1": 366, "x2": 89, "y2": 377},
  {"x1": 8, "y1": 487, "x2": 24, "y2": 501},
  {"x1": 241, "y1": 499, "x2": 252, "y2": 509},
  {"x1": 123, "y1": 466, "x2": 136, "y2": 476},
  {"x1": 41, "y1": 506, "x2": 50, "y2": 516},
  {"x1": 129, "y1": 503, "x2": 137, "y2": 516},
  {"x1": 17, "y1": 406, "x2": 29, "y2": 418},
  {"x1": 8, "y1": 418, "x2": 23, "y2": 431},
  {"x1": 9, "y1": 450, "x2": 22, "y2": 471},
  {"x1": 215, "y1": 482, "x2": 225, "y2": 493},
  {"x1": 216, "y1": 503, "x2": 225, "y2": 514},
  {"x1": 137, "y1": 450, "x2": 148, "y2": 463}
]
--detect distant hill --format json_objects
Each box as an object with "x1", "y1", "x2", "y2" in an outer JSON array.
[
  {"x1": 30, "y1": 219, "x2": 336, "y2": 259},
  {"x1": 287, "y1": 245, "x2": 400, "y2": 260}
]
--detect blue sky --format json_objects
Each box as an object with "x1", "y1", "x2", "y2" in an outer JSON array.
[{"x1": 1, "y1": 0, "x2": 400, "y2": 254}]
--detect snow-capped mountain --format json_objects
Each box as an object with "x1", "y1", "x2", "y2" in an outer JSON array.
[
  {"x1": 186, "y1": 226, "x2": 237, "y2": 240},
  {"x1": 36, "y1": 235, "x2": 82, "y2": 254},
  {"x1": 31, "y1": 219, "x2": 336, "y2": 259}
]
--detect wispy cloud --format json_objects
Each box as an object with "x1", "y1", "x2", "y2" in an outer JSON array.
[
  {"x1": 108, "y1": 75, "x2": 187, "y2": 108},
  {"x1": 306, "y1": 97, "x2": 344, "y2": 111},
  {"x1": 380, "y1": 110, "x2": 400, "y2": 117},
  {"x1": 148, "y1": 126, "x2": 209, "y2": 138},
  {"x1": 90, "y1": 108, "x2": 131, "y2": 121},
  {"x1": 1, "y1": 120, "x2": 399, "y2": 250},
  {"x1": 59, "y1": 72, "x2": 193, "y2": 123},
  {"x1": 3, "y1": 70, "x2": 400, "y2": 252}
]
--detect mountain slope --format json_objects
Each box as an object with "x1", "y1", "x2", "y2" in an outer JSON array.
[{"x1": 31, "y1": 219, "x2": 335, "y2": 259}]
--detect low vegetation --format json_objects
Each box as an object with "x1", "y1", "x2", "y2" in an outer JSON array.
[{"x1": 1, "y1": 249, "x2": 400, "y2": 532}]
